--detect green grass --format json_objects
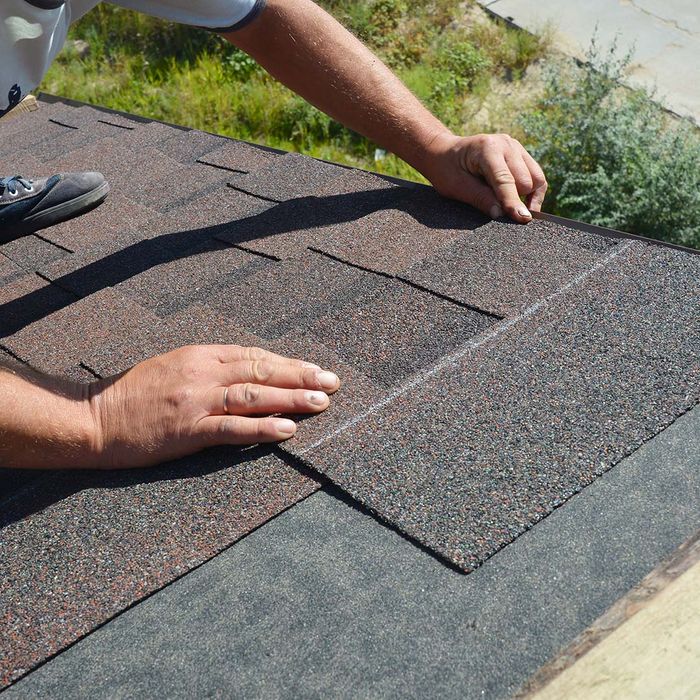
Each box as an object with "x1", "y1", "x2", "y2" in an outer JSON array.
[
  {"x1": 39, "y1": 1, "x2": 699, "y2": 246},
  {"x1": 41, "y1": 0, "x2": 547, "y2": 183}
]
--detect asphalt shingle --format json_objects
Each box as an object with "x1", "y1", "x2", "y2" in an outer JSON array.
[
  {"x1": 28, "y1": 122, "x2": 123, "y2": 161},
  {"x1": 160, "y1": 186, "x2": 274, "y2": 239},
  {"x1": 196, "y1": 139, "x2": 279, "y2": 173},
  {"x1": 1, "y1": 235, "x2": 70, "y2": 271},
  {"x1": 230, "y1": 152, "x2": 348, "y2": 201},
  {"x1": 113, "y1": 147, "x2": 230, "y2": 213},
  {"x1": 309, "y1": 279, "x2": 497, "y2": 387},
  {"x1": 269, "y1": 333, "x2": 385, "y2": 454},
  {"x1": 0, "y1": 274, "x2": 77, "y2": 339},
  {"x1": 1, "y1": 96, "x2": 698, "y2": 690},
  {"x1": 38, "y1": 192, "x2": 163, "y2": 253},
  {"x1": 155, "y1": 129, "x2": 228, "y2": 164},
  {"x1": 310, "y1": 206, "x2": 464, "y2": 277},
  {"x1": 0, "y1": 449, "x2": 319, "y2": 689},
  {"x1": 40, "y1": 230, "x2": 172, "y2": 299},
  {"x1": 114, "y1": 241, "x2": 271, "y2": 317},
  {"x1": 84, "y1": 303, "x2": 265, "y2": 378},
  {"x1": 400, "y1": 218, "x2": 621, "y2": 317},
  {"x1": 205, "y1": 252, "x2": 385, "y2": 339},
  {"x1": 298, "y1": 242, "x2": 700, "y2": 571},
  {"x1": 0, "y1": 253, "x2": 28, "y2": 287},
  {"x1": 1, "y1": 288, "x2": 160, "y2": 376},
  {"x1": 0, "y1": 120, "x2": 78, "y2": 160},
  {"x1": 2, "y1": 153, "x2": 45, "y2": 179}
]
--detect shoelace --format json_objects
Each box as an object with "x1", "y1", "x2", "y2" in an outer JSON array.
[{"x1": 0, "y1": 176, "x2": 32, "y2": 196}]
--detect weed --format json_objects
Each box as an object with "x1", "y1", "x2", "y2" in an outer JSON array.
[{"x1": 521, "y1": 38, "x2": 700, "y2": 247}]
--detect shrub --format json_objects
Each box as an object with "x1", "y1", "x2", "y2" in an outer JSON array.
[{"x1": 521, "y1": 39, "x2": 700, "y2": 248}]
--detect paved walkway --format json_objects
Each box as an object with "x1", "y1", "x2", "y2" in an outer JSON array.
[{"x1": 478, "y1": 0, "x2": 700, "y2": 124}]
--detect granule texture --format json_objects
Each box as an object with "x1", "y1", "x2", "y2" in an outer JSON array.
[
  {"x1": 2, "y1": 97, "x2": 698, "y2": 686},
  {"x1": 401, "y1": 218, "x2": 619, "y2": 317},
  {"x1": 1, "y1": 234, "x2": 69, "y2": 270},
  {"x1": 206, "y1": 252, "x2": 385, "y2": 339},
  {"x1": 1, "y1": 288, "x2": 160, "y2": 375},
  {"x1": 0, "y1": 450, "x2": 319, "y2": 688},
  {"x1": 114, "y1": 242, "x2": 271, "y2": 317},
  {"x1": 0, "y1": 273, "x2": 77, "y2": 338},
  {"x1": 309, "y1": 279, "x2": 497, "y2": 387},
  {"x1": 40, "y1": 192, "x2": 161, "y2": 252},
  {"x1": 230, "y1": 152, "x2": 347, "y2": 201},
  {"x1": 84, "y1": 303, "x2": 265, "y2": 377},
  {"x1": 155, "y1": 129, "x2": 227, "y2": 164},
  {"x1": 300, "y1": 243, "x2": 700, "y2": 571},
  {"x1": 196, "y1": 139, "x2": 279, "y2": 173}
]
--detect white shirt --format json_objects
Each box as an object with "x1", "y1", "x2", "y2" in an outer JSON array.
[{"x1": 0, "y1": 0, "x2": 263, "y2": 117}]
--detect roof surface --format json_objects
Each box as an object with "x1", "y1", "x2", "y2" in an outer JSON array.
[{"x1": 0, "y1": 97, "x2": 698, "y2": 695}]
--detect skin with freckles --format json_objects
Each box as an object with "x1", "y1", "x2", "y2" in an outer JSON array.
[{"x1": 0, "y1": 0, "x2": 547, "y2": 470}]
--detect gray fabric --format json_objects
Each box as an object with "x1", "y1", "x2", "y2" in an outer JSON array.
[
  {"x1": 0, "y1": 178, "x2": 49, "y2": 206},
  {"x1": 33, "y1": 172, "x2": 104, "y2": 211},
  {"x1": 0, "y1": 172, "x2": 104, "y2": 211}
]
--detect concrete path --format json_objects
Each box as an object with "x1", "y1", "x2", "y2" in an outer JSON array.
[{"x1": 478, "y1": 0, "x2": 700, "y2": 124}]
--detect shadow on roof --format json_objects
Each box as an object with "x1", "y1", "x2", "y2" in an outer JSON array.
[
  {"x1": 0, "y1": 443, "x2": 279, "y2": 531},
  {"x1": 0, "y1": 188, "x2": 486, "y2": 337}
]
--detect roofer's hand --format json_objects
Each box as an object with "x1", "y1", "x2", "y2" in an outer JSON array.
[
  {"x1": 421, "y1": 132, "x2": 548, "y2": 223},
  {"x1": 225, "y1": 0, "x2": 546, "y2": 225},
  {"x1": 87, "y1": 344, "x2": 339, "y2": 469}
]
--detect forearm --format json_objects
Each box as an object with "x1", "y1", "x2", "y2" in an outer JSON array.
[
  {"x1": 0, "y1": 361, "x2": 97, "y2": 469},
  {"x1": 224, "y1": 0, "x2": 452, "y2": 176}
]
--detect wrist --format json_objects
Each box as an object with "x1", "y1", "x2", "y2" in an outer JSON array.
[
  {"x1": 42, "y1": 376, "x2": 106, "y2": 469},
  {"x1": 413, "y1": 129, "x2": 461, "y2": 186},
  {"x1": 0, "y1": 367, "x2": 105, "y2": 469}
]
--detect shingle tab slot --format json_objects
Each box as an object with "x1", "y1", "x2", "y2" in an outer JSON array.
[{"x1": 401, "y1": 218, "x2": 618, "y2": 317}]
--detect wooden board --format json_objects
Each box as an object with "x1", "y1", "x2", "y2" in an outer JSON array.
[
  {"x1": 520, "y1": 531, "x2": 700, "y2": 699},
  {"x1": 2, "y1": 95, "x2": 38, "y2": 120}
]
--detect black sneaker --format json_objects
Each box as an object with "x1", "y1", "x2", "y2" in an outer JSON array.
[{"x1": 0, "y1": 172, "x2": 110, "y2": 244}]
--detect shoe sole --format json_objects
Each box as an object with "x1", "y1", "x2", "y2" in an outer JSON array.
[{"x1": 8, "y1": 181, "x2": 111, "y2": 240}]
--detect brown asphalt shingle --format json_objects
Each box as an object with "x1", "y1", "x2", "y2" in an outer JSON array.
[
  {"x1": 400, "y1": 218, "x2": 619, "y2": 317},
  {"x1": 196, "y1": 138, "x2": 279, "y2": 173},
  {"x1": 1, "y1": 96, "x2": 698, "y2": 687},
  {"x1": 0, "y1": 449, "x2": 319, "y2": 689}
]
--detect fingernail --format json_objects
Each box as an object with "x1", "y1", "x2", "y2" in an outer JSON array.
[
  {"x1": 307, "y1": 391, "x2": 328, "y2": 406},
  {"x1": 317, "y1": 371, "x2": 339, "y2": 390},
  {"x1": 490, "y1": 204, "x2": 503, "y2": 219},
  {"x1": 302, "y1": 362, "x2": 321, "y2": 369},
  {"x1": 518, "y1": 206, "x2": 532, "y2": 219},
  {"x1": 275, "y1": 418, "x2": 296, "y2": 435}
]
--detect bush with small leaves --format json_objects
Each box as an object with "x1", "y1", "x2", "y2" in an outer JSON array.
[{"x1": 521, "y1": 39, "x2": 700, "y2": 248}]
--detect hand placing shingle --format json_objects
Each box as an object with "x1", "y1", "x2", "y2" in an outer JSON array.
[{"x1": 0, "y1": 344, "x2": 340, "y2": 469}]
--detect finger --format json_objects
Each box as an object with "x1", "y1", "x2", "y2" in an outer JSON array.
[
  {"x1": 213, "y1": 344, "x2": 321, "y2": 370},
  {"x1": 504, "y1": 148, "x2": 534, "y2": 197},
  {"x1": 478, "y1": 150, "x2": 532, "y2": 223},
  {"x1": 520, "y1": 150, "x2": 548, "y2": 212},
  {"x1": 208, "y1": 383, "x2": 330, "y2": 416},
  {"x1": 195, "y1": 414, "x2": 298, "y2": 446},
  {"x1": 225, "y1": 360, "x2": 340, "y2": 393},
  {"x1": 451, "y1": 173, "x2": 505, "y2": 220}
]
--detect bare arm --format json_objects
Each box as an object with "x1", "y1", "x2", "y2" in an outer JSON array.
[
  {"x1": 0, "y1": 361, "x2": 96, "y2": 469},
  {"x1": 0, "y1": 347, "x2": 339, "y2": 470},
  {"x1": 224, "y1": 0, "x2": 547, "y2": 221}
]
